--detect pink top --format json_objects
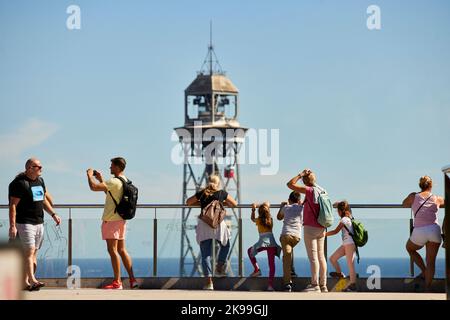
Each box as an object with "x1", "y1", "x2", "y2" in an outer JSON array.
[
  {"x1": 302, "y1": 186, "x2": 322, "y2": 228},
  {"x1": 412, "y1": 193, "x2": 439, "y2": 228}
]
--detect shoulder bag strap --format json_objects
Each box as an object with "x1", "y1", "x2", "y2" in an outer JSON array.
[
  {"x1": 107, "y1": 177, "x2": 124, "y2": 212},
  {"x1": 343, "y1": 220, "x2": 360, "y2": 263},
  {"x1": 413, "y1": 194, "x2": 433, "y2": 218}
]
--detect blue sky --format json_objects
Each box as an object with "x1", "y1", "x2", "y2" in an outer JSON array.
[{"x1": 1, "y1": 1, "x2": 449, "y2": 260}]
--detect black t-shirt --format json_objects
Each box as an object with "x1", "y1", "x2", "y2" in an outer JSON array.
[
  {"x1": 195, "y1": 189, "x2": 228, "y2": 210},
  {"x1": 8, "y1": 175, "x2": 46, "y2": 225}
]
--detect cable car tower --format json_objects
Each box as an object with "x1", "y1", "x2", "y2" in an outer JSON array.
[{"x1": 174, "y1": 26, "x2": 247, "y2": 277}]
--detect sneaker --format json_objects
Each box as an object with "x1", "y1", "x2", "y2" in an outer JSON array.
[
  {"x1": 267, "y1": 285, "x2": 275, "y2": 292},
  {"x1": 343, "y1": 283, "x2": 357, "y2": 292},
  {"x1": 129, "y1": 278, "x2": 139, "y2": 289},
  {"x1": 284, "y1": 283, "x2": 292, "y2": 292},
  {"x1": 302, "y1": 284, "x2": 321, "y2": 293},
  {"x1": 320, "y1": 285, "x2": 328, "y2": 293},
  {"x1": 329, "y1": 271, "x2": 345, "y2": 278},
  {"x1": 249, "y1": 270, "x2": 262, "y2": 277},
  {"x1": 215, "y1": 263, "x2": 227, "y2": 277},
  {"x1": 102, "y1": 280, "x2": 123, "y2": 290},
  {"x1": 203, "y1": 282, "x2": 214, "y2": 290}
]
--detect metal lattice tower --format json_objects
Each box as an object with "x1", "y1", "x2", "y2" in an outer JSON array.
[{"x1": 174, "y1": 27, "x2": 248, "y2": 276}]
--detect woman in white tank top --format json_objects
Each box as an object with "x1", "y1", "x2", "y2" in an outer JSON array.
[{"x1": 402, "y1": 175, "x2": 445, "y2": 292}]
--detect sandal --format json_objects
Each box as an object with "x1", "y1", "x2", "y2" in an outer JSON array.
[
  {"x1": 28, "y1": 283, "x2": 41, "y2": 291},
  {"x1": 28, "y1": 281, "x2": 45, "y2": 291}
]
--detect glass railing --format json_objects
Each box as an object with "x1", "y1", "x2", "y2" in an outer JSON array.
[{"x1": 0, "y1": 204, "x2": 446, "y2": 279}]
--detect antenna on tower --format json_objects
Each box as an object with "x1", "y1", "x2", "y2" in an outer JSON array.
[
  {"x1": 209, "y1": 20, "x2": 213, "y2": 74},
  {"x1": 200, "y1": 20, "x2": 224, "y2": 75}
]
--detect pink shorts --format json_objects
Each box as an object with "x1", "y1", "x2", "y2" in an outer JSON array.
[{"x1": 101, "y1": 220, "x2": 126, "y2": 240}]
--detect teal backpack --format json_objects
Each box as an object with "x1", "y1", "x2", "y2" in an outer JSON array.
[{"x1": 314, "y1": 187, "x2": 334, "y2": 228}]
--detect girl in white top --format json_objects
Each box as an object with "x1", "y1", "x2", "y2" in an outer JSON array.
[{"x1": 325, "y1": 200, "x2": 357, "y2": 292}]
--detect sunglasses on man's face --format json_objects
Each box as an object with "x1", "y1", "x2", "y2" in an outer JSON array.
[{"x1": 32, "y1": 165, "x2": 43, "y2": 169}]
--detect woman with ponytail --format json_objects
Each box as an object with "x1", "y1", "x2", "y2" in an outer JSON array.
[{"x1": 325, "y1": 200, "x2": 357, "y2": 292}]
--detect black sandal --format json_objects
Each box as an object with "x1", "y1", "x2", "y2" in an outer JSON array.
[{"x1": 28, "y1": 282, "x2": 45, "y2": 291}]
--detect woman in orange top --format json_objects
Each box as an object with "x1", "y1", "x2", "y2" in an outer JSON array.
[{"x1": 247, "y1": 202, "x2": 282, "y2": 291}]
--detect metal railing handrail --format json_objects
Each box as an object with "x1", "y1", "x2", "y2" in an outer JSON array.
[
  {"x1": 2, "y1": 203, "x2": 442, "y2": 209},
  {"x1": 0, "y1": 202, "x2": 446, "y2": 286}
]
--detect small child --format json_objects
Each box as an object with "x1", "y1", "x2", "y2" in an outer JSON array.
[
  {"x1": 247, "y1": 202, "x2": 282, "y2": 291},
  {"x1": 325, "y1": 200, "x2": 357, "y2": 292},
  {"x1": 277, "y1": 191, "x2": 303, "y2": 292}
]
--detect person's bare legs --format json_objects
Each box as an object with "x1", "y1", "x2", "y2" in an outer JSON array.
[
  {"x1": 24, "y1": 247, "x2": 38, "y2": 285},
  {"x1": 344, "y1": 244, "x2": 357, "y2": 284},
  {"x1": 33, "y1": 250, "x2": 38, "y2": 275},
  {"x1": 106, "y1": 239, "x2": 121, "y2": 282},
  {"x1": 329, "y1": 245, "x2": 345, "y2": 275},
  {"x1": 424, "y1": 241, "x2": 440, "y2": 291},
  {"x1": 406, "y1": 240, "x2": 426, "y2": 277},
  {"x1": 118, "y1": 240, "x2": 135, "y2": 279}
]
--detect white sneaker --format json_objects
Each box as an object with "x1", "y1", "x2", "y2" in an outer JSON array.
[
  {"x1": 267, "y1": 285, "x2": 275, "y2": 291},
  {"x1": 203, "y1": 282, "x2": 214, "y2": 290},
  {"x1": 320, "y1": 285, "x2": 328, "y2": 293},
  {"x1": 302, "y1": 284, "x2": 321, "y2": 293}
]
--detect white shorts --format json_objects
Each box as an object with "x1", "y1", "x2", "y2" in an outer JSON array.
[
  {"x1": 16, "y1": 223, "x2": 44, "y2": 249},
  {"x1": 410, "y1": 224, "x2": 442, "y2": 247}
]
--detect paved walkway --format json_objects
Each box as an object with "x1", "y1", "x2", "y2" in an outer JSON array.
[{"x1": 23, "y1": 289, "x2": 446, "y2": 300}]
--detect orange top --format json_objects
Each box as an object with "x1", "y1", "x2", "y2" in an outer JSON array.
[{"x1": 255, "y1": 218, "x2": 273, "y2": 233}]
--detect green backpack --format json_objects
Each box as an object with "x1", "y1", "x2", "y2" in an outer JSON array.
[
  {"x1": 344, "y1": 218, "x2": 368, "y2": 247},
  {"x1": 343, "y1": 217, "x2": 368, "y2": 264}
]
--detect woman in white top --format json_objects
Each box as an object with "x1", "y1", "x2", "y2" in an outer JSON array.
[
  {"x1": 402, "y1": 175, "x2": 445, "y2": 291},
  {"x1": 325, "y1": 201, "x2": 357, "y2": 292}
]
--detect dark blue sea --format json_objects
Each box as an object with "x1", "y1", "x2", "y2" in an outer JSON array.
[{"x1": 35, "y1": 257, "x2": 445, "y2": 279}]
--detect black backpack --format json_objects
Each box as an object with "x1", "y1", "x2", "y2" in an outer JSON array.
[{"x1": 108, "y1": 176, "x2": 138, "y2": 220}]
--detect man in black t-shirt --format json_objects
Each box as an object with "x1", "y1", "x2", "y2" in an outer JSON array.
[{"x1": 8, "y1": 158, "x2": 61, "y2": 291}]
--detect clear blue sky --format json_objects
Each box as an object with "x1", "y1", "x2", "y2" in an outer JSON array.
[{"x1": 1, "y1": 1, "x2": 449, "y2": 260}]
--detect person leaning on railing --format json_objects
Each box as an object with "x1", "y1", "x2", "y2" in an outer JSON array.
[
  {"x1": 186, "y1": 174, "x2": 237, "y2": 291},
  {"x1": 402, "y1": 175, "x2": 445, "y2": 292}
]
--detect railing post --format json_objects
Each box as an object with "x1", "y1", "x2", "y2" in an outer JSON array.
[
  {"x1": 68, "y1": 208, "x2": 72, "y2": 271},
  {"x1": 443, "y1": 165, "x2": 450, "y2": 300},
  {"x1": 238, "y1": 215, "x2": 243, "y2": 277},
  {"x1": 409, "y1": 213, "x2": 415, "y2": 277},
  {"x1": 153, "y1": 208, "x2": 157, "y2": 277}
]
